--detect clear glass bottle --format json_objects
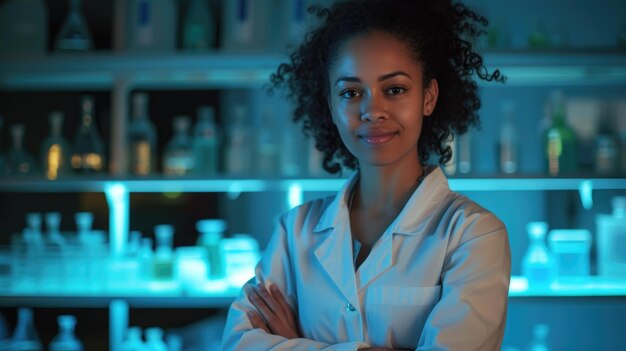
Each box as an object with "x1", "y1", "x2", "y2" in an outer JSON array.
[
  {"x1": 71, "y1": 96, "x2": 105, "y2": 174},
  {"x1": 0, "y1": 0, "x2": 47, "y2": 54},
  {"x1": 49, "y1": 315, "x2": 83, "y2": 351},
  {"x1": 45, "y1": 212, "x2": 67, "y2": 248},
  {"x1": 544, "y1": 91, "x2": 577, "y2": 176},
  {"x1": 196, "y1": 219, "x2": 226, "y2": 279},
  {"x1": 596, "y1": 196, "x2": 626, "y2": 278},
  {"x1": 153, "y1": 225, "x2": 174, "y2": 281},
  {"x1": 119, "y1": 327, "x2": 145, "y2": 351},
  {"x1": 54, "y1": 0, "x2": 93, "y2": 52},
  {"x1": 4, "y1": 124, "x2": 36, "y2": 176},
  {"x1": 192, "y1": 106, "x2": 220, "y2": 175},
  {"x1": 522, "y1": 222, "x2": 555, "y2": 291},
  {"x1": 182, "y1": 0, "x2": 216, "y2": 50},
  {"x1": 125, "y1": 0, "x2": 177, "y2": 52},
  {"x1": 41, "y1": 111, "x2": 71, "y2": 180},
  {"x1": 163, "y1": 116, "x2": 195, "y2": 176},
  {"x1": 144, "y1": 327, "x2": 167, "y2": 351},
  {"x1": 224, "y1": 105, "x2": 252, "y2": 175},
  {"x1": 9, "y1": 308, "x2": 42, "y2": 351},
  {"x1": 25, "y1": 212, "x2": 45, "y2": 251},
  {"x1": 499, "y1": 100, "x2": 518, "y2": 174},
  {"x1": 526, "y1": 324, "x2": 550, "y2": 351},
  {"x1": 128, "y1": 92, "x2": 157, "y2": 176},
  {"x1": 74, "y1": 212, "x2": 94, "y2": 246}
]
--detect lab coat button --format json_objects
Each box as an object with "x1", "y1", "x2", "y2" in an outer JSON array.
[{"x1": 346, "y1": 302, "x2": 356, "y2": 312}]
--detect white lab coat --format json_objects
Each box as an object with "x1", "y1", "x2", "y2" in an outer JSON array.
[{"x1": 222, "y1": 166, "x2": 511, "y2": 350}]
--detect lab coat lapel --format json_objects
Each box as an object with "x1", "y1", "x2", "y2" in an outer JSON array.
[{"x1": 355, "y1": 230, "x2": 393, "y2": 290}]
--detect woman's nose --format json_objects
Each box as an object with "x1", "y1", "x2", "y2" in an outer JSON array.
[{"x1": 360, "y1": 93, "x2": 389, "y2": 122}]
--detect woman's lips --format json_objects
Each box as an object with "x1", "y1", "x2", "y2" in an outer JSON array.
[{"x1": 359, "y1": 132, "x2": 397, "y2": 145}]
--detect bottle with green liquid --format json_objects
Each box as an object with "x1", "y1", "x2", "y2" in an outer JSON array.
[{"x1": 545, "y1": 91, "x2": 577, "y2": 176}]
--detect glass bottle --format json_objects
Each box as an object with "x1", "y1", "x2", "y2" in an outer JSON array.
[
  {"x1": 4, "y1": 124, "x2": 36, "y2": 176},
  {"x1": 144, "y1": 327, "x2": 167, "y2": 351},
  {"x1": 224, "y1": 105, "x2": 252, "y2": 175},
  {"x1": 196, "y1": 219, "x2": 226, "y2": 279},
  {"x1": 54, "y1": 0, "x2": 93, "y2": 52},
  {"x1": 596, "y1": 196, "x2": 626, "y2": 277},
  {"x1": 128, "y1": 92, "x2": 156, "y2": 176},
  {"x1": 41, "y1": 111, "x2": 71, "y2": 180},
  {"x1": 192, "y1": 106, "x2": 220, "y2": 175},
  {"x1": 526, "y1": 324, "x2": 550, "y2": 351},
  {"x1": 49, "y1": 315, "x2": 83, "y2": 351},
  {"x1": 182, "y1": 0, "x2": 215, "y2": 50},
  {"x1": 256, "y1": 108, "x2": 278, "y2": 176},
  {"x1": 74, "y1": 212, "x2": 94, "y2": 246},
  {"x1": 119, "y1": 327, "x2": 145, "y2": 351},
  {"x1": 544, "y1": 91, "x2": 577, "y2": 176},
  {"x1": 499, "y1": 100, "x2": 518, "y2": 174},
  {"x1": 125, "y1": 0, "x2": 177, "y2": 52},
  {"x1": 71, "y1": 95, "x2": 105, "y2": 174},
  {"x1": 522, "y1": 222, "x2": 555, "y2": 291},
  {"x1": 595, "y1": 134, "x2": 618, "y2": 176},
  {"x1": 25, "y1": 212, "x2": 45, "y2": 252},
  {"x1": 45, "y1": 212, "x2": 67, "y2": 248},
  {"x1": 163, "y1": 116, "x2": 195, "y2": 176},
  {"x1": 0, "y1": 0, "x2": 47, "y2": 54},
  {"x1": 9, "y1": 308, "x2": 42, "y2": 351},
  {"x1": 153, "y1": 225, "x2": 174, "y2": 281}
]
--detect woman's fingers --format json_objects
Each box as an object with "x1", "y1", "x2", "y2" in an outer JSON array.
[
  {"x1": 247, "y1": 310, "x2": 270, "y2": 333},
  {"x1": 269, "y1": 284, "x2": 296, "y2": 324}
]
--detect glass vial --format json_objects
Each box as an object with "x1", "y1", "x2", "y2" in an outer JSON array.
[
  {"x1": 54, "y1": 0, "x2": 93, "y2": 51},
  {"x1": 163, "y1": 116, "x2": 195, "y2": 176},
  {"x1": 119, "y1": 327, "x2": 145, "y2": 351},
  {"x1": 41, "y1": 112, "x2": 71, "y2": 180},
  {"x1": 192, "y1": 106, "x2": 220, "y2": 175},
  {"x1": 71, "y1": 95, "x2": 105, "y2": 173},
  {"x1": 49, "y1": 315, "x2": 83, "y2": 351},
  {"x1": 144, "y1": 327, "x2": 167, "y2": 351},
  {"x1": 128, "y1": 92, "x2": 157, "y2": 176},
  {"x1": 4, "y1": 124, "x2": 36, "y2": 176},
  {"x1": 153, "y1": 225, "x2": 174, "y2": 281}
]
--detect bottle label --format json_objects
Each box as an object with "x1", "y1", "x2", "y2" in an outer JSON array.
[{"x1": 46, "y1": 144, "x2": 63, "y2": 180}]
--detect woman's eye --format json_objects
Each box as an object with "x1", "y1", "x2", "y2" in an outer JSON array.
[
  {"x1": 340, "y1": 89, "x2": 361, "y2": 99},
  {"x1": 387, "y1": 87, "x2": 406, "y2": 95}
]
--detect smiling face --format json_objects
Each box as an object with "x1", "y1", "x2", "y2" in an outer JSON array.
[{"x1": 328, "y1": 31, "x2": 438, "y2": 170}]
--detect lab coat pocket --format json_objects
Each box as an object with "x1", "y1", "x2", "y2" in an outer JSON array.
[{"x1": 365, "y1": 285, "x2": 442, "y2": 348}]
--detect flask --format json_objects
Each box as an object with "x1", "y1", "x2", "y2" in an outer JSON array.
[
  {"x1": 192, "y1": 106, "x2": 220, "y2": 175},
  {"x1": 119, "y1": 327, "x2": 145, "y2": 351},
  {"x1": 49, "y1": 315, "x2": 83, "y2": 351},
  {"x1": 525, "y1": 324, "x2": 550, "y2": 351},
  {"x1": 124, "y1": 0, "x2": 177, "y2": 52},
  {"x1": 224, "y1": 106, "x2": 252, "y2": 175},
  {"x1": 182, "y1": 0, "x2": 216, "y2": 50},
  {"x1": 499, "y1": 100, "x2": 518, "y2": 174},
  {"x1": 163, "y1": 116, "x2": 195, "y2": 176},
  {"x1": 9, "y1": 308, "x2": 42, "y2": 351},
  {"x1": 144, "y1": 327, "x2": 167, "y2": 351},
  {"x1": 522, "y1": 222, "x2": 555, "y2": 291},
  {"x1": 128, "y1": 92, "x2": 157, "y2": 176},
  {"x1": 0, "y1": 0, "x2": 47, "y2": 54},
  {"x1": 71, "y1": 96, "x2": 105, "y2": 173},
  {"x1": 196, "y1": 219, "x2": 226, "y2": 279},
  {"x1": 41, "y1": 112, "x2": 71, "y2": 180},
  {"x1": 596, "y1": 196, "x2": 626, "y2": 278},
  {"x1": 544, "y1": 91, "x2": 576, "y2": 176},
  {"x1": 4, "y1": 124, "x2": 36, "y2": 176},
  {"x1": 153, "y1": 225, "x2": 174, "y2": 281},
  {"x1": 54, "y1": 0, "x2": 93, "y2": 52}
]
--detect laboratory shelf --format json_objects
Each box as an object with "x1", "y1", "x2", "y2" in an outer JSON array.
[
  {"x1": 508, "y1": 276, "x2": 626, "y2": 297},
  {"x1": 1, "y1": 51, "x2": 625, "y2": 90},
  {"x1": 0, "y1": 176, "x2": 623, "y2": 193}
]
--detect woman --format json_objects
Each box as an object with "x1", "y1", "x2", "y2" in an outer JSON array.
[{"x1": 222, "y1": 1, "x2": 510, "y2": 350}]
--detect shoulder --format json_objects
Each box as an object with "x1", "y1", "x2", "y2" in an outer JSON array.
[{"x1": 279, "y1": 195, "x2": 336, "y2": 236}]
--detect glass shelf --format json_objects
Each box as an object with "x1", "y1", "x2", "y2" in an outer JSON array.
[
  {"x1": 1, "y1": 51, "x2": 625, "y2": 90},
  {"x1": 509, "y1": 276, "x2": 626, "y2": 297},
  {"x1": 0, "y1": 176, "x2": 623, "y2": 193}
]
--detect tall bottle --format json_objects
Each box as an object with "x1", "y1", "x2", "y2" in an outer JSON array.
[
  {"x1": 192, "y1": 106, "x2": 220, "y2": 175},
  {"x1": 522, "y1": 222, "x2": 555, "y2": 291},
  {"x1": 499, "y1": 100, "x2": 518, "y2": 174},
  {"x1": 163, "y1": 116, "x2": 195, "y2": 176},
  {"x1": 4, "y1": 124, "x2": 36, "y2": 176},
  {"x1": 49, "y1": 315, "x2": 83, "y2": 351},
  {"x1": 196, "y1": 219, "x2": 226, "y2": 280},
  {"x1": 9, "y1": 308, "x2": 42, "y2": 351},
  {"x1": 182, "y1": 0, "x2": 216, "y2": 51},
  {"x1": 124, "y1": 0, "x2": 177, "y2": 52},
  {"x1": 41, "y1": 112, "x2": 71, "y2": 180},
  {"x1": 0, "y1": 0, "x2": 47, "y2": 54},
  {"x1": 128, "y1": 92, "x2": 157, "y2": 176},
  {"x1": 54, "y1": 0, "x2": 93, "y2": 52},
  {"x1": 224, "y1": 105, "x2": 252, "y2": 175},
  {"x1": 544, "y1": 91, "x2": 576, "y2": 176},
  {"x1": 596, "y1": 196, "x2": 626, "y2": 277},
  {"x1": 72, "y1": 96, "x2": 105, "y2": 174}
]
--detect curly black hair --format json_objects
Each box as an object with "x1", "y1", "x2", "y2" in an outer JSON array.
[{"x1": 270, "y1": 0, "x2": 505, "y2": 175}]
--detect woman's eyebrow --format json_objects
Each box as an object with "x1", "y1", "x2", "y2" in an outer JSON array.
[{"x1": 334, "y1": 71, "x2": 413, "y2": 86}]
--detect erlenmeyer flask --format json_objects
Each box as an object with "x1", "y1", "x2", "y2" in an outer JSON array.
[
  {"x1": 55, "y1": 0, "x2": 93, "y2": 51},
  {"x1": 9, "y1": 308, "x2": 42, "y2": 351}
]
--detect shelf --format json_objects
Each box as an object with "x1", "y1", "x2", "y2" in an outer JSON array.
[
  {"x1": 0, "y1": 176, "x2": 623, "y2": 193},
  {"x1": 1, "y1": 51, "x2": 625, "y2": 90},
  {"x1": 2, "y1": 276, "x2": 626, "y2": 308}
]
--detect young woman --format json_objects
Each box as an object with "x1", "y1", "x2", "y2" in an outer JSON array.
[{"x1": 222, "y1": 1, "x2": 510, "y2": 350}]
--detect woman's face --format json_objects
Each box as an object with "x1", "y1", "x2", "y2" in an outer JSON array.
[{"x1": 328, "y1": 31, "x2": 438, "y2": 169}]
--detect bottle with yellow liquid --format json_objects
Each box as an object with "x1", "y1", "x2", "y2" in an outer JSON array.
[
  {"x1": 128, "y1": 92, "x2": 156, "y2": 176},
  {"x1": 41, "y1": 111, "x2": 71, "y2": 180},
  {"x1": 71, "y1": 95, "x2": 105, "y2": 173},
  {"x1": 544, "y1": 91, "x2": 577, "y2": 176}
]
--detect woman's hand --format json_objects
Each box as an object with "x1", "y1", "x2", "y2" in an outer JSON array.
[{"x1": 245, "y1": 283, "x2": 301, "y2": 339}]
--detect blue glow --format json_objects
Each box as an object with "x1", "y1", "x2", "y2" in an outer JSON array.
[
  {"x1": 109, "y1": 300, "x2": 128, "y2": 351},
  {"x1": 287, "y1": 182, "x2": 303, "y2": 209},
  {"x1": 104, "y1": 182, "x2": 129, "y2": 256},
  {"x1": 578, "y1": 180, "x2": 593, "y2": 210}
]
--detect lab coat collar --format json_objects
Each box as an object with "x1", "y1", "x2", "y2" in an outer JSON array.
[{"x1": 312, "y1": 171, "x2": 359, "y2": 233}]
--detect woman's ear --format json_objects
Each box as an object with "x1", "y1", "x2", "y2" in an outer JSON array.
[{"x1": 423, "y1": 79, "x2": 439, "y2": 117}]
